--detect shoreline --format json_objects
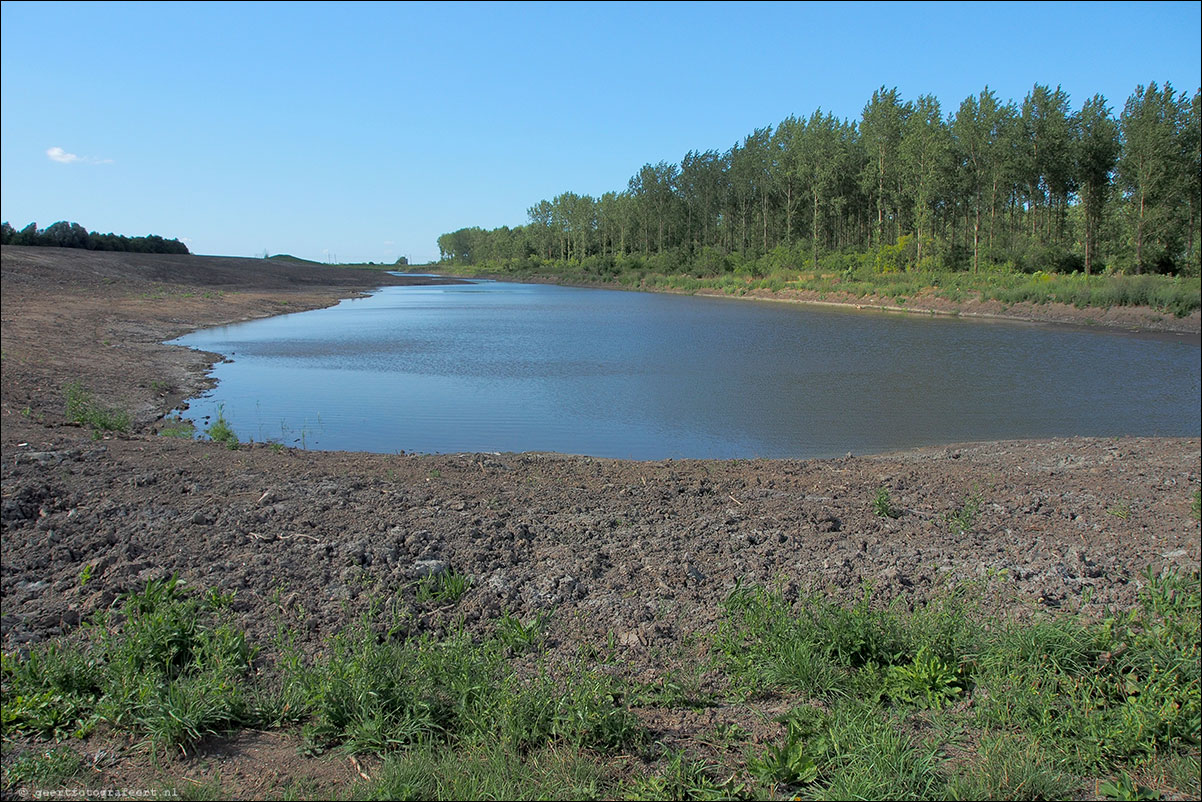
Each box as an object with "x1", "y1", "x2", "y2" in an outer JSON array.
[{"x1": 435, "y1": 269, "x2": 1202, "y2": 337}]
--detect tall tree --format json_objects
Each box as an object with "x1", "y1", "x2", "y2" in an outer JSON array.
[
  {"x1": 900, "y1": 94, "x2": 951, "y2": 266},
  {"x1": 1074, "y1": 94, "x2": 1120, "y2": 275},
  {"x1": 860, "y1": 87, "x2": 912, "y2": 247},
  {"x1": 1021, "y1": 84, "x2": 1076, "y2": 240},
  {"x1": 953, "y1": 88, "x2": 1007, "y2": 272},
  {"x1": 1118, "y1": 82, "x2": 1189, "y2": 272}
]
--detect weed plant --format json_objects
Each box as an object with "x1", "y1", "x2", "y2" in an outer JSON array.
[
  {"x1": 63, "y1": 381, "x2": 130, "y2": 434},
  {"x1": 872, "y1": 487, "x2": 902, "y2": 519},
  {"x1": 946, "y1": 490, "x2": 984, "y2": 535},
  {"x1": 205, "y1": 406, "x2": 239, "y2": 449},
  {"x1": 415, "y1": 570, "x2": 472, "y2": 605}
]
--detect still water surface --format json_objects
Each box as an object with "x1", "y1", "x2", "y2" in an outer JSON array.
[{"x1": 168, "y1": 280, "x2": 1201, "y2": 459}]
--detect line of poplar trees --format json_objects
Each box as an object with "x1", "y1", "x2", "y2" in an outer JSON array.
[{"x1": 439, "y1": 82, "x2": 1200, "y2": 277}]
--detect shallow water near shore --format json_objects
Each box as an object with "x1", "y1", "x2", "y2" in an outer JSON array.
[{"x1": 168, "y1": 280, "x2": 1201, "y2": 459}]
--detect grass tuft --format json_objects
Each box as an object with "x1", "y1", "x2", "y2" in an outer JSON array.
[
  {"x1": 64, "y1": 381, "x2": 130, "y2": 433},
  {"x1": 206, "y1": 405, "x2": 239, "y2": 449}
]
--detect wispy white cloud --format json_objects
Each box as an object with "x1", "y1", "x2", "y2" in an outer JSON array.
[
  {"x1": 46, "y1": 146, "x2": 80, "y2": 163},
  {"x1": 46, "y1": 146, "x2": 112, "y2": 165}
]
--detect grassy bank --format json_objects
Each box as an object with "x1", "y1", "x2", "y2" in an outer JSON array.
[
  {"x1": 440, "y1": 255, "x2": 1202, "y2": 319},
  {"x1": 4, "y1": 570, "x2": 1198, "y2": 800}
]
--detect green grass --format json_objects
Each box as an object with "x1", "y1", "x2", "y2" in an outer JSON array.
[
  {"x1": 158, "y1": 413, "x2": 196, "y2": 438},
  {"x1": 415, "y1": 569, "x2": 472, "y2": 605},
  {"x1": 2, "y1": 575, "x2": 256, "y2": 753},
  {"x1": 359, "y1": 741, "x2": 610, "y2": 800},
  {"x1": 1, "y1": 745, "x2": 86, "y2": 794},
  {"x1": 3, "y1": 569, "x2": 1198, "y2": 800},
  {"x1": 64, "y1": 381, "x2": 131, "y2": 434}
]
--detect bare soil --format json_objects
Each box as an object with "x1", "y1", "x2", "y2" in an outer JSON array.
[{"x1": 2, "y1": 246, "x2": 1199, "y2": 799}]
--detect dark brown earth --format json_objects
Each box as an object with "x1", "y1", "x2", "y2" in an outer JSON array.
[{"x1": 2, "y1": 246, "x2": 1200, "y2": 798}]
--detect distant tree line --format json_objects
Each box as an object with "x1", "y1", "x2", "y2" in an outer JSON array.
[
  {"x1": 1, "y1": 220, "x2": 190, "y2": 255},
  {"x1": 439, "y1": 82, "x2": 1200, "y2": 278}
]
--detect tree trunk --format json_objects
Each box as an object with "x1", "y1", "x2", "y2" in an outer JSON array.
[
  {"x1": 1136, "y1": 188, "x2": 1145, "y2": 274},
  {"x1": 812, "y1": 191, "x2": 820, "y2": 270}
]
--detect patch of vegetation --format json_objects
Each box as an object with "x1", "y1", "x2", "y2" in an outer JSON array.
[
  {"x1": 4, "y1": 570, "x2": 1197, "y2": 800},
  {"x1": 1098, "y1": 771, "x2": 1163, "y2": 800},
  {"x1": 1, "y1": 575, "x2": 255, "y2": 753},
  {"x1": 626, "y1": 749, "x2": 738, "y2": 800},
  {"x1": 945, "y1": 733, "x2": 1074, "y2": 800},
  {"x1": 158, "y1": 413, "x2": 196, "y2": 438},
  {"x1": 360, "y1": 742, "x2": 609, "y2": 801},
  {"x1": 496, "y1": 610, "x2": 550, "y2": 654},
  {"x1": 711, "y1": 570, "x2": 1199, "y2": 799},
  {"x1": 0, "y1": 745, "x2": 86, "y2": 794},
  {"x1": 415, "y1": 569, "x2": 472, "y2": 605},
  {"x1": 277, "y1": 616, "x2": 646, "y2": 758},
  {"x1": 872, "y1": 486, "x2": 902, "y2": 518},
  {"x1": 946, "y1": 489, "x2": 984, "y2": 534},
  {"x1": 205, "y1": 406, "x2": 239, "y2": 449},
  {"x1": 1108, "y1": 499, "x2": 1133, "y2": 520},
  {"x1": 64, "y1": 381, "x2": 131, "y2": 434}
]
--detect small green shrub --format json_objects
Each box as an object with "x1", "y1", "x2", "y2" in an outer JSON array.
[{"x1": 206, "y1": 406, "x2": 239, "y2": 449}]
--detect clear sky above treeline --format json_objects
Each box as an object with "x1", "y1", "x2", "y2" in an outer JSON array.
[{"x1": 2, "y1": 1, "x2": 1199, "y2": 265}]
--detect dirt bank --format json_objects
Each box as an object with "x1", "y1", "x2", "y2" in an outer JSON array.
[{"x1": 2, "y1": 246, "x2": 1199, "y2": 797}]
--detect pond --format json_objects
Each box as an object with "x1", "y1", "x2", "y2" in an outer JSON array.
[{"x1": 167, "y1": 280, "x2": 1201, "y2": 459}]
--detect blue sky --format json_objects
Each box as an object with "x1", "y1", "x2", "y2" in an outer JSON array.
[{"x1": 2, "y1": 1, "x2": 1199, "y2": 264}]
